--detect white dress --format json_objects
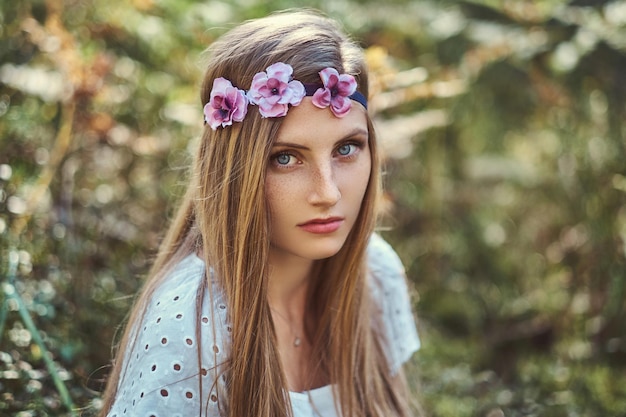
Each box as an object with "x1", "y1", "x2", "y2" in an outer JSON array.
[{"x1": 106, "y1": 233, "x2": 420, "y2": 417}]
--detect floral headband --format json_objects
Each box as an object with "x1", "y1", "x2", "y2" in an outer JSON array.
[{"x1": 203, "y1": 62, "x2": 368, "y2": 130}]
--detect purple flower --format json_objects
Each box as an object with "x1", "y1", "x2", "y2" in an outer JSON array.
[
  {"x1": 311, "y1": 68, "x2": 357, "y2": 118},
  {"x1": 204, "y1": 77, "x2": 248, "y2": 130},
  {"x1": 247, "y1": 63, "x2": 306, "y2": 118}
]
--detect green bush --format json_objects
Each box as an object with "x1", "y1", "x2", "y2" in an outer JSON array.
[{"x1": 1, "y1": 0, "x2": 625, "y2": 415}]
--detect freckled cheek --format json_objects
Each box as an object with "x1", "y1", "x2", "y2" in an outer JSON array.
[
  {"x1": 356, "y1": 173, "x2": 371, "y2": 202},
  {"x1": 340, "y1": 160, "x2": 371, "y2": 198},
  {"x1": 265, "y1": 176, "x2": 296, "y2": 214}
]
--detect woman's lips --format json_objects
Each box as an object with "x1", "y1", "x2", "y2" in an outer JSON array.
[{"x1": 297, "y1": 217, "x2": 344, "y2": 234}]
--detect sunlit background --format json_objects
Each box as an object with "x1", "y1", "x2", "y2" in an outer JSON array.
[{"x1": 1, "y1": 0, "x2": 626, "y2": 415}]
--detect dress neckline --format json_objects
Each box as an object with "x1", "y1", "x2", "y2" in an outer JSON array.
[{"x1": 288, "y1": 383, "x2": 333, "y2": 400}]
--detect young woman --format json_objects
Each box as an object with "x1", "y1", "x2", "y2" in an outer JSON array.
[{"x1": 100, "y1": 10, "x2": 420, "y2": 417}]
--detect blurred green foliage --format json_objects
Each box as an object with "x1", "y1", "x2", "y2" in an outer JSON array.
[{"x1": 1, "y1": 0, "x2": 626, "y2": 416}]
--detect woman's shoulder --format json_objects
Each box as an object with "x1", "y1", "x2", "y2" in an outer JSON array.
[
  {"x1": 366, "y1": 232, "x2": 405, "y2": 276},
  {"x1": 150, "y1": 253, "x2": 206, "y2": 302},
  {"x1": 107, "y1": 254, "x2": 228, "y2": 417},
  {"x1": 366, "y1": 233, "x2": 420, "y2": 374}
]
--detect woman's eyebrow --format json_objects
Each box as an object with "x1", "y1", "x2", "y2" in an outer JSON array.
[
  {"x1": 272, "y1": 142, "x2": 310, "y2": 150},
  {"x1": 273, "y1": 128, "x2": 369, "y2": 149},
  {"x1": 342, "y1": 128, "x2": 369, "y2": 140}
]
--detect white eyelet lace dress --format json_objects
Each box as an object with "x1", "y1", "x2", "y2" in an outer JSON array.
[{"x1": 106, "y1": 233, "x2": 420, "y2": 417}]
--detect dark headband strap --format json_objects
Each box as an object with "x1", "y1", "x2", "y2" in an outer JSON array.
[{"x1": 303, "y1": 84, "x2": 368, "y2": 110}]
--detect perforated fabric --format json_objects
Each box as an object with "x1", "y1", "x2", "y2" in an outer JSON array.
[{"x1": 106, "y1": 233, "x2": 419, "y2": 417}]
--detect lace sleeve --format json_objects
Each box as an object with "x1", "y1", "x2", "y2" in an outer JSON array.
[{"x1": 367, "y1": 233, "x2": 420, "y2": 375}]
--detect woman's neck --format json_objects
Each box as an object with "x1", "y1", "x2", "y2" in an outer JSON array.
[
  {"x1": 267, "y1": 250, "x2": 328, "y2": 391},
  {"x1": 267, "y1": 250, "x2": 313, "y2": 317}
]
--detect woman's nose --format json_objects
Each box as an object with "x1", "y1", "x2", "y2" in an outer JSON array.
[{"x1": 307, "y1": 162, "x2": 341, "y2": 206}]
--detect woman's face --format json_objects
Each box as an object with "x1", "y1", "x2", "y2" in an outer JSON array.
[{"x1": 265, "y1": 98, "x2": 371, "y2": 264}]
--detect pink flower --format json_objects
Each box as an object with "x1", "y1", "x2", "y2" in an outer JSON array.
[
  {"x1": 247, "y1": 63, "x2": 306, "y2": 118},
  {"x1": 204, "y1": 77, "x2": 248, "y2": 130},
  {"x1": 311, "y1": 68, "x2": 357, "y2": 118}
]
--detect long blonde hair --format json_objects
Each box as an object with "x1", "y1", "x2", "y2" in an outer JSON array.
[{"x1": 101, "y1": 10, "x2": 412, "y2": 417}]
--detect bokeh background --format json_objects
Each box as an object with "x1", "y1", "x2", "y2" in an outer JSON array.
[{"x1": 1, "y1": 0, "x2": 626, "y2": 416}]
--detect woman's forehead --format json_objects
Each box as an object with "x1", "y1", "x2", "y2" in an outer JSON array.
[{"x1": 275, "y1": 98, "x2": 368, "y2": 145}]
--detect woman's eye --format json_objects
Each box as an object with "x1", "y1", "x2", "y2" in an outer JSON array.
[
  {"x1": 337, "y1": 143, "x2": 356, "y2": 156},
  {"x1": 273, "y1": 153, "x2": 296, "y2": 166},
  {"x1": 277, "y1": 154, "x2": 290, "y2": 164}
]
